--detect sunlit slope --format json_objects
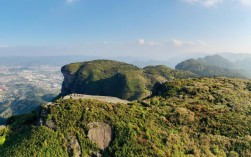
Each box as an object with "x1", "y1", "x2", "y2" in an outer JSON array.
[
  {"x1": 176, "y1": 55, "x2": 247, "y2": 78},
  {"x1": 1, "y1": 77, "x2": 251, "y2": 156},
  {"x1": 61, "y1": 60, "x2": 196, "y2": 100}
]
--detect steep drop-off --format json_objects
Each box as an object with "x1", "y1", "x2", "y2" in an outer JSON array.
[
  {"x1": 61, "y1": 60, "x2": 196, "y2": 100},
  {"x1": 1, "y1": 77, "x2": 251, "y2": 157}
]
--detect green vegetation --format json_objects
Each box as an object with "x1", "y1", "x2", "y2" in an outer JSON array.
[
  {"x1": 0, "y1": 82, "x2": 59, "y2": 125},
  {"x1": 1, "y1": 77, "x2": 251, "y2": 156},
  {"x1": 1, "y1": 112, "x2": 67, "y2": 157},
  {"x1": 199, "y1": 55, "x2": 239, "y2": 69},
  {"x1": 0, "y1": 126, "x2": 8, "y2": 145},
  {"x1": 61, "y1": 60, "x2": 197, "y2": 100},
  {"x1": 175, "y1": 55, "x2": 247, "y2": 78},
  {"x1": 1, "y1": 126, "x2": 67, "y2": 157}
]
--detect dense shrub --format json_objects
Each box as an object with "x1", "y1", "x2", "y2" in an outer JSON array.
[{"x1": 1, "y1": 77, "x2": 251, "y2": 156}]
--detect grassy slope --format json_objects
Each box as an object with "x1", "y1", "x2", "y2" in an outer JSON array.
[
  {"x1": 0, "y1": 113, "x2": 67, "y2": 157},
  {"x1": 62, "y1": 60, "x2": 197, "y2": 100},
  {"x1": 175, "y1": 58, "x2": 246, "y2": 78},
  {"x1": 63, "y1": 60, "x2": 149, "y2": 100},
  {"x1": 1, "y1": 77, "x2": 251, "y2": 157}
]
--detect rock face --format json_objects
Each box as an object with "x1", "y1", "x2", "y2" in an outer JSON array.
[
  {"x1": 87, "y1": 122, "x2": 112, "y2": 150},
  {"x1": 66, "y1": 136, "x2": 81, "y2": 157},
  {"x1": 61, "y1": 60, "x2": 196, "y2": 100},
  {"x1": 61, "y1": 60, "x2": 148, "y2": 100},
  {"x1": 39, "y1": 103, "x2": 56, "y2": 130},
  {"x1": 61, "y1": 66, "x2": 78, "y2": 96},
  {"x1": 45, "y1": 120, "x2": 56, "y2": 130},
  {"x1": 151, "y1": 82, "x2": 165, "y2": 96}
]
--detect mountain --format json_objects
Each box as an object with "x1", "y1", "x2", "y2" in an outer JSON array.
[
  {"x1": 198, "y1": 55, "x2": 240, "y2": 69},
  {"x1": 220, "y1": 52, "x2": 251, "y2": 62},
  {"x1": 175, "y1": 55, "x2": 247, "y2": 78},
  {"x1": 61, "y1": 60, "x2": 197, "y2": 100},
  {"x1": 236, "y1": 58, "x2": 251, "y2": 69},
  {"x1": 1, "y1": 77, "x2": 251, "y2": 156},
  {"x1": 235, "y1": 58, "x2": 251, "y2": 77}
]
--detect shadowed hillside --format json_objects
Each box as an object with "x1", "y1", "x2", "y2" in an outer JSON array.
[
  {"x1": 61, "y1": 60, "x2": 197, "y2": 100},
  {"x1": 1, "y1": 77, "x2": 251, "y2": 156}
]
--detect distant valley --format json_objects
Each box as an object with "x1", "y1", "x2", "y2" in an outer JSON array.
[
  {"x1": 0, "y1": 66, "x2": 62, "y2": 124},
  {"x1": 0, "y1": 54, "x2": 250, "y2": 124},
  {"x1": 0, "y1": 56, "x2": 251, "y2": 156}
]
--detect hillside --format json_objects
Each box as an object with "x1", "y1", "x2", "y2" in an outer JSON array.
[
  {"x1": 235, "y1": 58, "x2": 251, "y2": 77},
  {"x1": 1, "y1": 77, "x2": 251, "y2": 156},
  {"x1": 198, "y1": 55, "x2": 239, "y2": 69},
  {"x1": 61, "y1": 60, "x2": 196, "y2": 100},
  {"x1": 175, "y1": 55, "x2": 247, "y2": 78}
]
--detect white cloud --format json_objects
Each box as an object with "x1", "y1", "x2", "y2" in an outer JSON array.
[
  {"x1": 240, "y1": 0, "x2": 251, "y2": 5},
  {"x1": 183, "y1": 0, "x2": 251, "y2": 7},
  {"x1": 183, "y1": 0, "x2": 222, "y2": 7},
  {"x1": 66, "y1": 0, "x2": 78, "y2": 4},
  {"x1": 203, "y1": 0, "x2": 222, "y2": 7},
  {"x1": 184, "y1": 0, "x2": 199, "y2": 4},
  {"x1": 137, "y1": 39, "x2": 163, "y2": 46},
  {"x1": 138, "y1": 39, "x2": 145, "y2": 45},
  {"x1": 137, "y1": 38, "x2": 206, "y2": 48},
  {"x1": 148, "y1": 41, "x2": 162, "y2": 46},
  {"x1": 169, "y1": 39, "x2": 184, "y2": 47},
  {"x1": 166, "y1": 39, "x2": 207, "y2": 48}
]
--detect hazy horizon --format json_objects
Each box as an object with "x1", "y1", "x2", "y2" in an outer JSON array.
[{"x1": 1, "y1": 0, "x2": 251, "y2": 59}]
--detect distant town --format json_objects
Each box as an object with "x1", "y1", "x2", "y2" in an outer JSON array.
[{"x1": 0, "y1": 66, "x2": 63, "y2": 124}]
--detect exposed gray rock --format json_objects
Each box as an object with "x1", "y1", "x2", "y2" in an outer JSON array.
[
  {"x1": 39, "y1": 102, "x2": 53, "y2": 126},
  {"x1": 66, "y1": 135, "x2": 81, "y2": 157},
  {"x1": 61, "y1": 67, "x2": 77, "y2": 96},
  {"x1": 92, "y1": 151, "x2": 102, "y2": 157},
  {"x1": 45, "y1": 120, "x2": 56, "y2": 130},
  {"x1": 87, "y1": 122, "x2": 112, "y2": 150},
  {"x1": 63, "y1": 94, "x2": 129, "y2": 104}
]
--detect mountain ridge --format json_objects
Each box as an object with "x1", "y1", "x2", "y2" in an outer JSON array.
[
  {"x1": 175, "y1": 55, "x2": 247, "y2": 78},
  {"x1": 1, "y1": 60, "x2": 251, "y2": 157},
  {"x1": 1, "y1": 77, "x2": 251, "y2": 156},
  {"x1": 61, "y1": 60, "x2": 197, "y2": 100}
]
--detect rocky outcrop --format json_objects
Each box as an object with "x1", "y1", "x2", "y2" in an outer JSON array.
[
  {"x1": 66, "y1": 135, "x2": 81, "y2": 157},
  {"x1": 151, "y1": 82, "x2": 165, "y2": 96},
  {"x1": 61, "y1": 66, "x2": 78, "y2": 96},
  {"x1": 87, "y1": 122, "x2": 112, "y2": 150},
  {"x1": 63, "y1": 94, "x2": 129, "y2": 104},
  {"x1": 39, "y1": 103, "x2": 53, "y2": 127},
  {"x1": 60, "y1": 60, "x2": 196, "y2": 100},
  {"x1": 45, "y1": 120, "x2": 56, "y2": 130}
]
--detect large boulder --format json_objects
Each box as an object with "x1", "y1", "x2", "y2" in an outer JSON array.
[{"x1": 87, "y1": 122, "x2": 112, "y2": 150}]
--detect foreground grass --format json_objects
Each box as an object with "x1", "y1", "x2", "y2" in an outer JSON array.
[{"x1": 1, "y1": 77, "x2": 251, "y2": 156}]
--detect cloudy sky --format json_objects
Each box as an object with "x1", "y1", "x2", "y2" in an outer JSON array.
[{"x1": 0, "y1": 0, "x2": 251, "y2": 59}]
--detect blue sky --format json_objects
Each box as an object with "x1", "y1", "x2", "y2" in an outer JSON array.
[{"x1": 0, "y1": 0, "x2": 251, "y2": 59}]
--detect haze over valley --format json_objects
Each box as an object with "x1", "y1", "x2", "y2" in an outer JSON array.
[{"x1": 1, "y1": 0, "x2": 251, "y2": 156}]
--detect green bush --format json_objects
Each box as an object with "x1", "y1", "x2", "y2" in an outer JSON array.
[{"x1": 1, "y1": 77, "x2": 251, "y2": 156}]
